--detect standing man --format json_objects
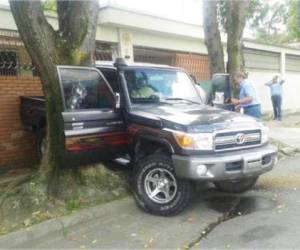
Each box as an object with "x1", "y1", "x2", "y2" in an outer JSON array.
[
  {"x1": 231, "y1": 72, "x2": 261, "y2": 119},
  {"x1": 265, "y1": 76, "x2": 284, "y2": 121}
]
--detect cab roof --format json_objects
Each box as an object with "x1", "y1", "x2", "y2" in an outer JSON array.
[{"x1": 95, "y1": 60, "x2": 181, "y2": 71}]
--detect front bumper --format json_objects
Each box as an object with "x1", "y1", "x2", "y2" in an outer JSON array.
[{"x1": 172, "y1": 144, "x2": 277, "y2": 181}]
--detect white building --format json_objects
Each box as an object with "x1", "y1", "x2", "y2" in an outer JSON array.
[{"x1": 0, "y1": 3, "x2": 300, "y2": 113}]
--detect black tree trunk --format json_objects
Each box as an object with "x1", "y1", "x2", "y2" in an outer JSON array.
[
  {"x1": 225, "y1": 0, "x2": 250, "y2": 75},
  {"x1": 203, "y1": 0, "x2": 225, "y2": 76},
  {"x1": 9, "y1": 0, "x2": 99, "y2": 195}
]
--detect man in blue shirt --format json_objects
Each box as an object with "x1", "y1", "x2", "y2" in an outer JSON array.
[
  {"x1": 265, "y1": 76, "x2": 284, "y2": 121},
  {"x1": 231, "y1": 72, "x2": 261, "y2": 119}
]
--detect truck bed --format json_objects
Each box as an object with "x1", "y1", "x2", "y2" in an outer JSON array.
[{"x1": 20, "y1": 96, "x2": 46, "y2": 131}]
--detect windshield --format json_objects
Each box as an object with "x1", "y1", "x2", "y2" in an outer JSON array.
[{"x1": 124, "y1": 68, "x2": 201, "y2": 104}]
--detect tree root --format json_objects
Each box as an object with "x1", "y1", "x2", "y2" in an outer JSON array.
[{"x1": 0, "y1": 174, "x2": 33, "y2": 215}]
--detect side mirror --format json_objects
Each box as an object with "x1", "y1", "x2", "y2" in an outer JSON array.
[{"x1": 115, "y1": 92, "x2": 121, "y2": 109}]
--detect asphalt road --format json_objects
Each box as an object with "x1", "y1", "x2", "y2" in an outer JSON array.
[{"x1": 4, "y1": 155, "x2": 300, "y2": 249}]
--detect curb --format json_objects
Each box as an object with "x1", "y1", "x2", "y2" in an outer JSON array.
[
  {"x1": 270, "y1": 138, "x2": 300, "y2": 157},
  {"x1": 0, "y1": 197, "x2": 133, "y2": 249}
]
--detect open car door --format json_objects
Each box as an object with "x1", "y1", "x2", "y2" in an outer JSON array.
[{"x1": 57, "y1": 66, "x2": 127, "y2": 159}]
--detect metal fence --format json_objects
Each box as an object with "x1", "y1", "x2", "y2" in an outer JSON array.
[
  {"x1": 0, "y1": 35, "x2": 37, "y2": 78},
  {"x1": 0, "y1": 49, "x2": 38, "y2": 77}
]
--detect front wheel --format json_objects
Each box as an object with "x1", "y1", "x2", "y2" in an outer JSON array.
[
  {"x1": 132, "y1": 154, "x2": 192, "y2": 216},
  {"x1": 214, "y1": 176, "x2": 258, "y2": 193}
]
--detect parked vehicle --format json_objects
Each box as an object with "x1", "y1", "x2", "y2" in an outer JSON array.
[{"x1": 20, "y1": 59, "x2": 277, "y2": 216}]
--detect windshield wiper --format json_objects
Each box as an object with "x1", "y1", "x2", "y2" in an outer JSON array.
[{"x1": 164, "y1": 97, "x2": 201, "y2": 105}]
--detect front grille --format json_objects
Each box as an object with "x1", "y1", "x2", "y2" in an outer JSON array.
[{"x1": 214, "y1": 130, "x2": 261, "y2": 151}]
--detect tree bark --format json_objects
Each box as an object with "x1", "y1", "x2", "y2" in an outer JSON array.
[
  {"x1": 203, "y1": 0, "x2": 225, "y2": 76},
  {"x1": 225, "y1": 0, "x2": 250, "y2": 75},
  {"x1": 9, "y1": 0, "x2": 99, "y2": 195},
  {"x1": 56, "y1": 0, "x2": 98, "y2": 65}
]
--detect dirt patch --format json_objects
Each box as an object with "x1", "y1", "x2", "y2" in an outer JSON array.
[
  {"x1": 0, "y1": 162, "x2": 130, "y2": 236},
  {"x1": 258, "y1": 175, "x2": 300, "y2": 189}
]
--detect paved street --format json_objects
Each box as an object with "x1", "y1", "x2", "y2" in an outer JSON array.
[
  {"x1": 200, "y1": 156, "x2": 300, "y2": 249},
  {"x1": 1, "y1": 155, "x2": 300, "y2": 249}
]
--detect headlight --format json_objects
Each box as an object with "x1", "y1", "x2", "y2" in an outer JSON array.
[
  {"x1": 261, "y1": 126, "x2": 269, "y2": 144},
  {"x1": 173, "y1": 132, "x2": 213, "y2": 150}
]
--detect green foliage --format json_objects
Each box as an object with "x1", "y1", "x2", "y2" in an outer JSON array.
[
  {"x1": 217, "y1": 0, "x2": 252, "y2": 31},
  {"x1": 247, "y1": 0, "x2": 290, "y2": 44},
  {"x1": 215, "y1": 0, "x2": 291, "y2": 45},
  {"x1": 288, "y1": 0, "x2": 300, "y2": 40},
  {"x1": 42, "y1": 0, "x2": 57, "y2": 12},
  {"x1": 66, "y1": 199, "x2": 80, "y2": 212}
]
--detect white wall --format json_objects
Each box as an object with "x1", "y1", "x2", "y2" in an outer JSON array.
[
  {"x1": 247, "y1": 70, "x2": 300, "y2": 113},
  {"x1": 247, "y1": 70, "x2": 280, "y2": 112},
  {"x1": 131, "y1": 30, "x2": 207, "y2": 54},
  {"x1": 284, "y1": 72, "x2": 300, "y2": 111}
]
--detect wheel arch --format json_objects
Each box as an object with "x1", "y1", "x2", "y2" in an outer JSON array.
[{"x1": 133, "y1": 135, "x2": 175, "y2": 162}]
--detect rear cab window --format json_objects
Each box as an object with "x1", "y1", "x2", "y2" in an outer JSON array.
[{"x1": 98, "y1": 68, "x2": 119, "y2": 93}]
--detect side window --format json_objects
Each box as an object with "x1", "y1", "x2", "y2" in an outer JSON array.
[
  {"x1": 59, "y1": 68, "x2": 115, "y2": 110},
  {"x1": 99, "y1": 69, "x2": 119, "y2": 93}
]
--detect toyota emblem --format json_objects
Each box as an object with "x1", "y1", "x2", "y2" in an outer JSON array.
[{"x1": 236, "y1": 133, "x2": 245, "y2": 145}]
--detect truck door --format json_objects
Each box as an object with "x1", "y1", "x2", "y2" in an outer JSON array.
[
  {"x1": 57, "y1": 66, "x2": 127, "y2": 158},
  {"x1": 207, "y1": 74, "x2": 235, "y2": 111}
]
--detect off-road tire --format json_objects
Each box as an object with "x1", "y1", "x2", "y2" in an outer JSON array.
[
  {"x1": 214, "y1": 176, "x2": 258, "y2": 193},
  {"x1": 132, "y1": 153, "x2": 192, "y2": 216}
]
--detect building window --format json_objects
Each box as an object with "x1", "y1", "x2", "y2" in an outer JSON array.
[
  {"x1": 95, "y1": 42, "x2": 118, "y2": 61},
  {"x1": 0, "y1": 51, "x2": 17, "y2": 76}
]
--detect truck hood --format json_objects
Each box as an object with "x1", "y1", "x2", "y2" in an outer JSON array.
[{"x1": 130, "y1": 102, "x2": 261, "y2": 133}]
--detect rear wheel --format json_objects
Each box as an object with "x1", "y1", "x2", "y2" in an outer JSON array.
[
  {"x1": 214, "y1": 177, "x2": 258, "y2": 193},
  {"x1": 132, "y1": 153, "x2": 192, "y2": 216}
]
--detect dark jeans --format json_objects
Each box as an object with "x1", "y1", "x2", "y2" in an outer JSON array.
[
  {"x1": 271, "y1": 95, "x2": 282, "y2": 120},
  {"x1": 243, "y1": 104, "x2": 261, "y2": 119}
]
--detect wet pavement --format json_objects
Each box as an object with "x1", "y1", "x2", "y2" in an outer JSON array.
[
  {"x1": 199, "y1": 155, "x2": 300, "y2": 249},
  {"x1": 2, "y1": 155, "x2": 300, "y2": 249}
]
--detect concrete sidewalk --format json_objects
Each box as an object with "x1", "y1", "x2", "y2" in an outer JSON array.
[
  {"x1": 265, "y1": 113, "x2": 300, "y2": 150},
  {"x1": 0, "y1": 188, "x2": 221, "y2": 249},
  {"x1": 269, "y1": 127, "x2": 300, "y2": 149}
]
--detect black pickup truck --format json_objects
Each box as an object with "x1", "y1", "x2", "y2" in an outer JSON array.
[{"x1": 20, "y1": 59, "x2": 277, "y2": 216}]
